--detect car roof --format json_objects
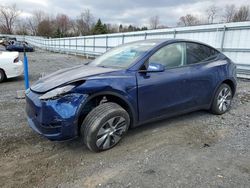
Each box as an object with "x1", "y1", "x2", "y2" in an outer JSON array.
[
  {"x1": 129, "y1": 38, "x2": 219, "y2": 53},
  {"x1": 128, "y1": 39, "x2": 168, "y2": 45},
  {"x1": 132, "y1": 38, "x2": 213, "y2": 46}
]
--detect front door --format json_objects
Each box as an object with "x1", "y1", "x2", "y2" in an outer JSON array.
[{"x1": 137, "y1": 42, "x2": 194, "y2": 122}]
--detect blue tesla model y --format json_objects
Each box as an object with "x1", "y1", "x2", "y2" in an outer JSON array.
[{"x1": 26, "y1": 39, "x2": 237, "y2": 152}]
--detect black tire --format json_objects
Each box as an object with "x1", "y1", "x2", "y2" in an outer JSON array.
[
  {"x1": 0, "y1": 69, "x2": 5, "y2": 83},
  {"x1": 211, "y1": 83, "x2": 233, "y2": 115},
  {"x1": 81, "y1": 102, "x2": 130, "y2": 152}
]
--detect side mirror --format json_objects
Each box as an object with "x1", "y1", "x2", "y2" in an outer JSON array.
[{"x1": 139, "y1": 63, "x2": 165, "y2": 73}]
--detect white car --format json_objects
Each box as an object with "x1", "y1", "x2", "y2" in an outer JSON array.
[{"x1": 0, "y1": 51, "x2": 23, "y2": 83}]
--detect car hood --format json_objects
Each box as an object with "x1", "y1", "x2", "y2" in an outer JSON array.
[
  {"x1": 31, "y1": 64, "x2": 118, "y2": 93},
  {"x1": 0, "y1": 51, "x2": 19, "y2": 59}
]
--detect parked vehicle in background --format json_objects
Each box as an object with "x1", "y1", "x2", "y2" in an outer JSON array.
[
  {"x1": 0, "y1": 51, "x2": 23, "y2": 82},
  {"x1": 0, "y1": 45, "x2": 6, "y2": 51},
  {"x1": 0, "y1": 36, "x2": 17, "y2": 47},
  {"x1": 0, "y1": 38, "x2": 5, "y2": 46},
  {"x1": 26, "y1": 39, "x2": 237, "y2": 152},
  {"x1": 6, "y1": 41, "x2": 34, "y2": 52},
  {"x1": 8, "y1": 37, "x2": 17, "y2": 41},
  {"x1": 0, "y1": 37, "x2": 8, "y2": 47}
]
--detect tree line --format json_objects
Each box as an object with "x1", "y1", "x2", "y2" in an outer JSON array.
[
  {"x1": 0, "y1": 4, "x2": 149, "y2": 37},
  {"x1": 178, "y1": 5, "x2": 250, "y2": 26},
  {"x1": 0, "y1": 4, "x2": 249, "y2": 38}
]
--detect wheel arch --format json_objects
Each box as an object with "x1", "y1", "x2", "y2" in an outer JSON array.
[
  {"x1": 222, "y1": 79, "x2": 236, "y2": 97},
  {"x1": 77, "y1": 91, "x2": 137, "y2": 134},
  {"x1": 0, "y1": 68, "x2": 7, "y2": 80},
  {"x1": 209, "y1": 78, "x2": 236, "y2": 108}
]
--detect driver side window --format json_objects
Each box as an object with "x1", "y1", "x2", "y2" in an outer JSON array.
[{"x1": 148, "y1": 43, "x2": 185, "y2": 69}]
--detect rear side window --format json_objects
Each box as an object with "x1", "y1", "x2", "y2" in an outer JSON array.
[{"x1": 186, "y1": 42, "x2": 218, "y2": 65}]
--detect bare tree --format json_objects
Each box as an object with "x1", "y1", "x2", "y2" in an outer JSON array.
[
  {"x1": 222, "y1": 5, "x2": 236, "y2": 23},
  {"x1": 233, "y1": 5, "x2": 250, "y2": 22},
  {"x1": 0, "y1": 4, "x2": 20, "y2": 34},
  {"x1": 206, "y1": 5, "x2": 218, "y2": 24},
  {"x1": 149, "y1": 15, "x2": 160, "y2": 29},
  {"x1": 27, "y1": 10, "x2": 47, "y2": 35},
  {"x1": 178, "y1": 14, "x2": 199, "y2": 26},
  {"x1": 15, "y1": 20, "x2": 28, "y2": 35},
  {"x1": 76, "y1": 9, "x2": 95, "y2": 35},
  {"x1": 69, "y1": 20, "x2": 79, "y2": 35},
  {"x1": 55, "y1": 14, "x2": 70, "y2": 36},
  {"x1": 37, "y1": 19, "x2": 53, "y2": 37}
]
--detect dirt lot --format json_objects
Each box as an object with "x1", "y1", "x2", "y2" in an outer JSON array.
[{"x1": 0, "y1": 50, "x2": 250, "y2": 188}]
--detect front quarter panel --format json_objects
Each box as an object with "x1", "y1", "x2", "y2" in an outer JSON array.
[{"x1": 74, "y1": 70, "x2": 138, "y2": 123}]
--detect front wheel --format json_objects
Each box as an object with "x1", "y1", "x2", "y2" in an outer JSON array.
[
  {"x1": 81, "y1": 102, "x2": 130, "y2": 152},
  {"x1": 211, "y1": 83, "x2": 233, "y2": 115}
]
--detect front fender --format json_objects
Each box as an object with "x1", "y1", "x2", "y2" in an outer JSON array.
[{"x1": 74, "y1": 75, "x2": 138, "y2": 126}]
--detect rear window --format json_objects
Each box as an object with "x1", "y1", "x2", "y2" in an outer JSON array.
[{"x1": 186, "y1": 42, "x2": 218, "y2": 65}]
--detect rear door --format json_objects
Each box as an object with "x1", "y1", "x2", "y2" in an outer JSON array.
[{"x1": 184, "y1": 42, "x2": 220, "y2": 106}]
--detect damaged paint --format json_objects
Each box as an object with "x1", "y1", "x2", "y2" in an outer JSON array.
[
  {"x1": 31, "y1": 65, "x2": 119, "y2": 93},
  {"x1": 26, "y1": 91, "x2": 88, "y2": 140}
]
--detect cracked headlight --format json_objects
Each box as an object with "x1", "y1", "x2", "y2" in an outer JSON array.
[{"x1": 39, "y1": 85, "x2": 76, "y2": 100}]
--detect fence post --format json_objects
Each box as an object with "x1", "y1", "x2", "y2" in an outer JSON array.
[
  {"x1": 59, "y1": 38, "x2": 61, "y2": 52},
  {"x1": 64, "y1": 38, "x2": 65, "y2": 53},
  {"x1": 122, "y1": 34, "x2": 125, "y2": 44},
  {"x1": 50, "y1": 39, "x2": 52, "y2": 51},
  {"x1": 69, "y1": 38, "x2": 71, "y2": 53},
  {"x1": 173, "y1": 29, "x2": 177, "y2": 39},
  {"x1": 220, "y1": 25, "x2": 226, "y2": 51},
  {"x1": 84, "y1": 37, "x2": 86, "y2": 55},
  {"x1": 93, "y1": 36, "x2": 95, "y2": 53},
  {"x1": 76, "y1": 37, "x2": 78, "y2": 55},
  {"x1": 106, "y1": 35, "x2": 108, "y2": 52},
  {"x1": 144, "y1": 32, "x2": 147, "y2": 40}
]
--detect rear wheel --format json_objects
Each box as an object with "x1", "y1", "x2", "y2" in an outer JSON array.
[
  {"x1": 0, "y1": 69, "x2": 5, "y2": 83},
  {"x1": 211, "y1": 84, "x2": 233, "y2": 115},
  {"x1": 81, "y1": 102, "x2": 130, "y2": 152}
]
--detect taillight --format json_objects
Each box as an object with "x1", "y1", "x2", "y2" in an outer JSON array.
[{"x1": 14, "y1": 57, "x2": 19, "y2": 63}]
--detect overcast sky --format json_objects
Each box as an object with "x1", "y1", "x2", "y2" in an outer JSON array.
[{"x1": 0, "y1": 0, "x2": 249, "y2": 26}]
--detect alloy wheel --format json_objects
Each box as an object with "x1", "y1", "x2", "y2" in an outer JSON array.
[
  {"x1": 96, "y1": 116, "x2": 127, "y2": 150},
  {"x1": 217, "y1": 87, "x2": 232, "y2": 112}
]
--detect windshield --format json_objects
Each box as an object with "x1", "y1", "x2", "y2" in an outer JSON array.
[{"x1": 90, "y1": 42, "x2": 156, "y2": 69}]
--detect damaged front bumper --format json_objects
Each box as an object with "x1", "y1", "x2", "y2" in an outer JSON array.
[{"x1": 25, "y1": 89, "x2": 88, "y2": 141}]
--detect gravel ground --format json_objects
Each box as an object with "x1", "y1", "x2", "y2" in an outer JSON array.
[{"x1": 0, "y1": 50, "x2": 250, "y2": 188}]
